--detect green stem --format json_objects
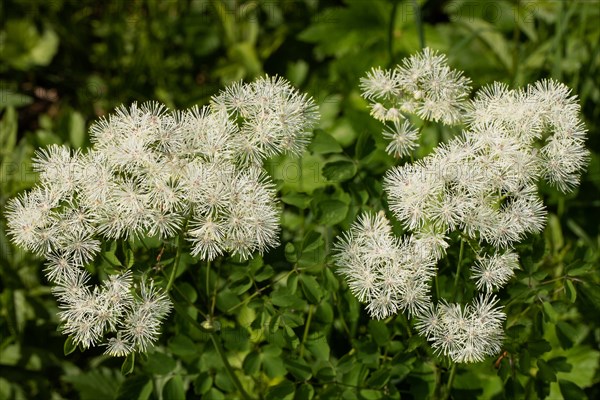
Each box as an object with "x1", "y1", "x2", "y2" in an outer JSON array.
[
  {"x1": 412, "y1": 0, "x2": 425, "y2": 50},
  {"x1": 388, "y1": 1, "x2": 400, "y2": 64},
  {"x1": 442, "y1": 363, "x2": 457, "y2": 400},
  {"x1": 205, "y1": 259, "x2": 211, "y2": 312},
  {"x1": 210, "y1": 332, "x2": 253, "y2": 400},
  {"x1": 299, "y1": 305, "x2": 314, "y2": 358},
  {"x1": 165, "y1": 235, "x2": 182, "y2": 293},
  {"x1": 168, "y1": 300, "x2": 250, "y2": 398},
  {"x1": 210, "y1": 260, "x2": 220, "y2": 318},
  {"x1": 452, "y1": 238, "x2": 465, "y2": 302},
  {"x1": 511, "y1": 11, "x2": 521, "y2": 84}
]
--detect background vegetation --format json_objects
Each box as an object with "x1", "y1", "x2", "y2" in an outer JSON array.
[{"x1": 1, "y1": 0, "x2": 599, "y2": 399}]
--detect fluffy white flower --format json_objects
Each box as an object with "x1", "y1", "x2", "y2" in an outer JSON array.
[
  {"x1": 420, "y1": 295, "x2": 505, "y2": 363},
  {"x1": 211, "y1": 75, "x2": 319, "y2": 163},
  {"x1": 334, "y1": 212, "x2": 435, "y2": 319},
  {"x1": 336, "y1": 50, "x2": 588, "y2": 364},
  {"x1": 361, "y1": 48, "x2": 471, "y2": 126},
  {"x1": 6, "y1": 76, "x2": 318, "y2": 356},
  {"x1": 471, "y1": 251, "x2": 520, "y2": 292},
  {"x1": 382, "y1": 119, "x2": 419, "y2": 158}
]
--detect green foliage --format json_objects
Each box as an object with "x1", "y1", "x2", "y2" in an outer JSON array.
[{"x1": 1, "y1": 0, "x2": 599, "y2": 399}]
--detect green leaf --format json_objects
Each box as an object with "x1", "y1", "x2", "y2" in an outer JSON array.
[
  {"x1": 116, "y1": 374, "x2": 152, "y2": 400},
  {"x1": 315, "y1": 302, "x2": 334, "y2": 323},
  {"x1": 457, "y1": 18, "x2": 512, "y2": 71},
  {"x1": 64, "y1": 336, "x2": 77, "y2": 356},
  {"x1": 287, "y1": 273, "x2": 299, "y2": 294},
  {"x1": 266, "y1": 379, "x2": 295, "y2": 400},
  {"x1": 548, "y1": 357, "x2": 572, "y2": 372},
  {"x1": 558, "y1": 380, "x2": 586, "y2": 400},
  {"x1": 262, "y1": 351, "x2": 287, "y2": 378},
  {"x1": 302, "y1": 231, "x2": 324, "y2": 252},
  {"x1": 354, "y1": 130, "x2": 376, "y2": 160},
  {"x1": 0, "y1": 90, "x2": 33, "y2": 109},
  {"x1": 64, "y1": 368, "x2": 123, "y2": 400},
  {"x1": 295, "y1": 383, "x2": 315, "y2": 400},
  {"x1": 214, "y1": 371, "x2": 235, "y2": 392},
  {"x1": 254, "y1": 265, "x2": 275, "y2": 282},
  {"x1": 121, "y1": 353, "x2": 135, "y2": 375},
  {"x1": 358, "y1": 389, "x2": 384, "y2": 400},
  {"x1": 231, "y1": 276, "x2": 253, "y2": 295},
  {"x1": 204, "y1": 388, "x2": 225, "y2": 400},
  {"x1": 518, "y1": 349, "x2": 531, "y2": 374},
  {"x1": 318, "y1": 200, "x2": 349, "y2": 225},
  {"x1": 285, "y1": 242, "x2": 298, "y2": 262},
  {"x1": 284, "y1": 357, "x2": 312, "y2": 381},
  {"x1": 557, "y1": 346, "x2": 600, "y2": 387},
  {"x1": 365, "y1": 369, "x2": 391, "y2": 389},
  {"x1": 144, "y1": 352, "x2": 175, "y2": 375},
  {"x1": 322, "y1": 160, "x2": 357, "y2": 182},
  {"x1": 316, "y1": 366, "x2": 335, "y2": 381},
  {"x1": 300, "y1": 275, "x2": 323, "y2": 304},
  {"x1": 0, "y1": 107, "x2": 17, "y2": 155},
  {"x1": 216, "y1": 289, "x2": 240, "y2": 312},
  {"x1": 69, "y1": 111, "x2": 86, "y2": 148},
  {"x1": 309, "y1": 130, "x2": 343, "y2": 154},
  {"x1": 193, "y1": 372, "x2": 213, "y2": 395},
  {"x1": 243, "y1": 351, "x2": 261, "y2": 375},
  {"x1": 542, "y1": 301, "x2": 558, "y2": 323},
  {"x1": 284, "y1": 325, "x2": 300, "y2": 349},
  {"x1": 368, "y1": 320, "x2": 390, "y2": 346},
  {"x1": 178, "y1": 282, "x2": 198, "y2": 303},
  {"x1": 281, "y1": 193, "x2": 312, "y2": 209},
  {"x1": 306, "y1": 333, "x2": 330, "y2": 361},
  {"x1": 30, "y1": 28, "x2": 59, "y2": 66},
  {"x1": 102, "y1": 249, "x2": 122, "y2": 267},
  {"x1": 536, "y1": 359, "x2": 556, "y2": 382},
  {"x1": 168, "y1": 334, "x2": 198, "y2": 356},
  {"x1": 298, "y1": 245, "x2": 326, "y2": 269},
  {"x1": 565, "y1": 280, "x2": 577, "y2": 303},
  {"x1": 271, "y1": 288, "x2": 307, "y2": 309},
  {"x1": 163, "y1": 375, "x2": 185, "y2": 400},
  {"x1": 556, "y1": 321, "x2": 578, "y2": 349},
  {"x1": 506, "y1": 324, "x2": 528, "y2": 344},
  {"x1": 528, "y1": 339, "x2": 551, "y2": 357}
]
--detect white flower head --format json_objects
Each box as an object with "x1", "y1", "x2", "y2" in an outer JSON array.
[
  {"x1": 471, "y1": 251, "x2": 520, "y2": 292},
  {"x1": 337, "y1": 50, "x2": 588, "y2": 364},
  {"x1": 383, "y1": 119, "x2": 419, "y2": 158}
]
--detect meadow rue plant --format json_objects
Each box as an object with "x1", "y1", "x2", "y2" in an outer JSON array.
[
  {"x1": 5, "y1": 76, "x2": 319, "y2": 356},
  {"x1": 359, "y1": 48, "x2": 472, "y2": 159},
  {"x1": 336, "y1": 48, "x2": 589, "y2": 363}
]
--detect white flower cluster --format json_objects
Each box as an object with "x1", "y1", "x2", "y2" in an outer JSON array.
[
  {"x1": 360, "y1": 48, "x2": 471, "y2": 157},
  {"x1": 334, "y1": 212, "x2": 437, "y2": 319},
  {"x1": 5, "y1": 76, "x2": 319, "y2": 356},
  {"x1": 337, "y1": 49, "x2": 589, "y2": 363},
  {"x1": 415, "y1": 295, "x2": 506, "y2": 363}
]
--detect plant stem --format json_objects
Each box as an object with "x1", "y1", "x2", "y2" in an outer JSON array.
[
  {"x1": 210, "y1": 260, "x2": 220, "y2": 318},
  {"x1": 205, "y1": 259, "x2": 211, "y2": 312},
  {"x1": 168, "y1": 300, "x2": 251, "y2": 399},
  {"x1": 210, "y1": 332, "x2": 252, "y2": 400},
  {"x1": 442, "y1": 363, "x2": 457, "y2": 400},
  {"x1": 165, "y1": 234, "x2": 182, "y2": 293},
  {"x1": 452, "y1": 238, "x2": 465, "y2": 302},
  {"x1": 412, "y1": 0, "x2": 425, "y2": 50},
  {"x1": 388, "y1": 0, "x2": 400, "y2": 64},
  {"x1": 300, "y1": 305, "x2": 314, "y2": 358}
]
